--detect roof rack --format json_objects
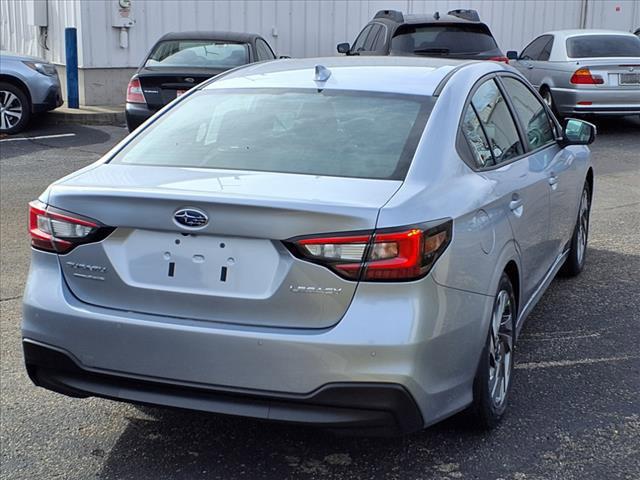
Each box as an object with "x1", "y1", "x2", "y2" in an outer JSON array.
[
  {"x1": 373, "y1": 10, "x2": 404, "y2": 23},
  {"x1": 447, "y1": 9, "x2": 480, "y2": 22}
]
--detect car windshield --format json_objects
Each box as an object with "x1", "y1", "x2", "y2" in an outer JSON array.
[
  {"x1": 110, "y1": 89, "x2": 434, "y2": 180},
  {"x1": 145, "y1": 40, "x2": 249, "y2": 68},
  {"x1": 566, "y1": 35, "x2": 640, "y2": 58},
  {"x1": 391, "y1": 24, "x2": 499, "y2": 56}
]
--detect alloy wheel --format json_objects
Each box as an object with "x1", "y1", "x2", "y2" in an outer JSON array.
[
  {"x1": 488, "y1": 289, "x2": 514, "y2": 408},
  {"x1": 576, "y1": 188, "x2": 590, "y2": 265},
  {"x1": 0, "y1": 90, "x2": 23, "y2": 131},
  {"x1": 542, "y1": 90, "x2": 553, "y2": 109}
]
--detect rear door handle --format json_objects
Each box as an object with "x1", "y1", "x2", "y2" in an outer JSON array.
[{"x1": 549, "y1": 174, "x2": 558, "y2": 187}]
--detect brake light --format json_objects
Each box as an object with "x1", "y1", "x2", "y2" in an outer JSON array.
[
  {"x1": 28, "y1": 201, "x2": 112, "y2": 254},
  {"x1": 489, "y1": 56, "x2": 510, "y2": 64},
  {"x1": 287, "y1": 220, "x2": 452, "y2": 282},
  {"x1": 126, "y1": 77, "x2": 146, "y2": 103},
  {"x1": 570, "y1": 68, "x2": 604, "y2": 85}
]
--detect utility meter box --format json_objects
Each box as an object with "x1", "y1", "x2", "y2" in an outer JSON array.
[{"x1": 112, "y1": 0, "x2": 135, "y2": 28}]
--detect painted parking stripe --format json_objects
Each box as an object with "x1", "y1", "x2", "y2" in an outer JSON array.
[
  {"x1": 515, "y1": 355, "x2": 639, "y2": 370},
  {"x1": 0, "y1": 133, "x2": 76, "y2": 143}
]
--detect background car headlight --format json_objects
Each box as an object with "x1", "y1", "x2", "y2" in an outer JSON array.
[{"x1": 23, "y1": 61, "x2": 58, "y2": 76}]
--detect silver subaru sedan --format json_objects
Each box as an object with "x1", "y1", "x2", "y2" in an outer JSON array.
[
  {"x1": 23, "y1": 56, "x2": 595, "y2": 435},
  {"x1": 507, "y1": 29, "x2": 640, "y2": 118}
]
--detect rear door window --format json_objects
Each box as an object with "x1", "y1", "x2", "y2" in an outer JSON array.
[
  {"x1": 501, "y1": 77, "x2": 555, "y2": 150},
  {"x1": 520, "y1": 35, "x2": 550, "y2": 60},
  {"x1": 255, "y1": 39, "x2": 275, "y2": 61},
  {"x1": 462, "y1": 79, "x2": 524, "y2": 167},
  {"x1": 567, "y1": 35, "x2": 640, "y2": 58},
  {"x1": 364, "y1": 25, "x2": 383, "y2": 51},
  {"x1": 391, "y1": 24, "x2": 500, "y2": 56},
  {"x1": 539, "y1": 36, "x2": 554, "y2": 61},
  {"x1": 352, "y1": 25, "x2": 374, "y2": 53},
  {"x1": 111, "y1": 89, "x2": 435, "y2": 180}
]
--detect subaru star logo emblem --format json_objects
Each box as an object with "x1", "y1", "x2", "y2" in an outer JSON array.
[{"x1": 174, "y1": 208, "x2": 208, "y2": 228}]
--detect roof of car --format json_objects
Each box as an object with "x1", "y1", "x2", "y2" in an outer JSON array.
[
  {"x1": 544, "y1": 29, "x2": 639, "y2": 39},
  {"x1": 203, "y1": 56, "x2": 490, "y2": 96},
  {"x1": 158, "y1": 31, "x2": 260, "y2": 43}
]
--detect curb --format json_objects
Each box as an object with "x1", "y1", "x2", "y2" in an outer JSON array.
[{"x1": 44, "y1": 107, "x2": 126, "y2": 127}]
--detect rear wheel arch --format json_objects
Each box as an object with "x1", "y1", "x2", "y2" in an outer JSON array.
[
  {"x1": 585, "y1": 168, "x2": 594, "y2": 201},
  {"x1": 503, "y1": 260, "x2": 520, "y2": 316}
]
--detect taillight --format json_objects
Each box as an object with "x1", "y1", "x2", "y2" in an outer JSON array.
[
  {"x1": 28, "y1": 200, "x2": 112, "y2": 254},
  {"x1": 489, "y1": 56, "x2": 510, "y2": 64},
  {"x1": 286, "y1": 220, "x2": 452, "y2": 282},
  {"x1": 570, "y1": 68, "x2": 604, "y2": 85},
  {"x1": 126, "y1": 77, "x2": 146, "y2": 103}
]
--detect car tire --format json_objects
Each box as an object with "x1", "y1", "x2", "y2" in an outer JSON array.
[
  {"x1": 560, "y1": 182, "x2": 591, "y2": 277},
  {"x1": 0, "y1": 82, "x2": 31, "y2": 134},
  {"x1": 470, "y1": 273, "x2": 516, "y2": 429},
  {"x1": 540, "y1": 87, "x2": 562, "y2": 121}
]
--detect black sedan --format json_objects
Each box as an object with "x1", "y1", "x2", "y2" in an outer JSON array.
[{"x1": 125, "y1": 31, "x2": 277, "y2": 131}]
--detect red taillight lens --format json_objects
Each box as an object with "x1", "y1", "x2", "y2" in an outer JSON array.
[
  {"x1": 28, "y1": 200, "x2": 110, "y2": 254},
  {"x1": 126, "y1": 77, "x2": 146, "y2": 103},
  {"x1": 287, "y1": 220, "x2": 452, "y2": 282},
  {"x1": 570, "y1": 68, "x2": 604, "y2": 85},
  {"x1": 489, "y1": 56, "x2": 510, "y2": 64}
]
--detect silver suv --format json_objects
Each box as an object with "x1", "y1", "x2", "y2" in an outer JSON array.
[
  {"x1": 23, "y1": 57, "x2": 595, "y2": 435},
  {"x1": 0, "y1": 51, "x2": 63, "y2": 133}
]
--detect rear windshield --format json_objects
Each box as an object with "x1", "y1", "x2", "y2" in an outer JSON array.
[
  {"x1": 110, "y1": 89, "x2": 433, "y2": 180},
  {"x1": 566, "y1": 35, "x2": 640, "y2": 58},
  {"x1": 391, "y1": 24, "x2": 499, "y2": 56},
  {"x1": 145, "y1": 40, "x2": 249, "y2": 68}
]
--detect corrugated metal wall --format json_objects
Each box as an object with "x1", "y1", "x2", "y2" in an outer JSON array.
[
  {"x1": 0, "y1": 0, "x2": 83, "y2": 65},
  {"x1": 2, "y1": 0, "x2": 640, "y2": 69},
  {"x1": 78, "y1": 0, "x2": 589, "y2": 68}
]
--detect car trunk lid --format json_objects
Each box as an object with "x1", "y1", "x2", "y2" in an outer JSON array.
[
  {"x1": 138, "y1": 67, "x2": 227, "y2": 108},
  {"x1": 49, "y1": 165, "x2": 401, "y2": 329},
  {"x1": 573, "y1": 58, "x2": 640, "y2": 88}
]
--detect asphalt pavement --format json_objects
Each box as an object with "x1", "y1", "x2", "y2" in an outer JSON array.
[{"x1": 1, "y1": 115, "x2": 639, "y2": 480}]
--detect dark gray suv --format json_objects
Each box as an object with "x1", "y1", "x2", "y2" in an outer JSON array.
[{"x1": 337, "y1": 9, "x2": 507, "y2": 62}]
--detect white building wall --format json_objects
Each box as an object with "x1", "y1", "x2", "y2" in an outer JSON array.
[{"x1": 3, "y1": 0, "x2": 640, "y2": 69}]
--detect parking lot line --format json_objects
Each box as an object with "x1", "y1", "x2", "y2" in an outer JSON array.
[
  {"x1": 0, "y1": 133, "x2": 76, "y2": 143},
  {"x1": 516, "y1": 355, "x2": 639, "y2": 370}
]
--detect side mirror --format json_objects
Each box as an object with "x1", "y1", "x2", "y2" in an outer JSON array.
[
  {"x1": 337, "y1": 42, "x2": 351, "y2": 54},
  {"x1": 562, "y1": 118, "x2": 596, "y2": 146},
  {"x1": 506, "y1": 50, "x2": 518, "y2": 60}
]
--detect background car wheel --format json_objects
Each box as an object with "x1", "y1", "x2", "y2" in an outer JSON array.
[
  {"x1": 540, "y1": 87, "x2": 562, "y2": 121},
  {"x1": 560, "y1": 182, "x2": 591, "y2": 277},
  {"x1": 0, "y1": 82, "x2": 31, "y2": 134},
  {"x1": 471, "y1": 273, "x2": 516, "y2": 429}
]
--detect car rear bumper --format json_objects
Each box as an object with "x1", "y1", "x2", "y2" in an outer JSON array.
[
  {"x1": 125, "y1": 102, "x2": 157, "y2": 131},
  {"x1": 22, "y1": 250, "x2": 493, "y2": 433},
  {"x1": 24, "y1": 339, "x2": 422, "y2": 435},
  {"x1": 551, "y1": 86, "x2": 640, "y2": 116}
]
